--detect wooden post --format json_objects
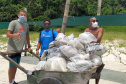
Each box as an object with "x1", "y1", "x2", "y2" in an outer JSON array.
[
  {"x1": 97, "y1": 0, "x2": 102, "y2": 16},
  {"x1": 61, "y1": 0, "x2": 71, "y2": 34}
]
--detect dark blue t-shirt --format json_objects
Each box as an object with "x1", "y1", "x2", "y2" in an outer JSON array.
[{"x1": 39, "y1": 29, "x2": 58, "y2": 56}]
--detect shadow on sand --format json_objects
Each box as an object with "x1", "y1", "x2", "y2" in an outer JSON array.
[
  {"x1": 18, "y1": 80, "x2": 27, "y2": 84},
  {"x1": 101, "y1": 69, "x2": 126, "y2": 84}
]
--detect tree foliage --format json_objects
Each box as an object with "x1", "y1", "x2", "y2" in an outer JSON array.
[{"x1": 0, "y1": 0, "x2": 126, "y2": 22}]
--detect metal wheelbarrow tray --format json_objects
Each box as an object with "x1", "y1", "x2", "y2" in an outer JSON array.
[{"x1": 0, "y1": 50, "x2": 104, "y2": 84}]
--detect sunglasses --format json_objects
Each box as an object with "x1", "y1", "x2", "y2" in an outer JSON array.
[
  {"x1": 44, "y1": 23, "x2": 50, "y2": 25},
  {"x1": 92, "y1": 20, "x2": 98, "y2": 22}
]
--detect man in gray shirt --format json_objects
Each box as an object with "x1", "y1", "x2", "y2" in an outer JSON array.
[{"x1": 7, "y1": 10, "x2": 32, "y2": 84}]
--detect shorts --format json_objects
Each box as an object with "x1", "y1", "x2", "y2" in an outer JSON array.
[{"x1": 8, "y1": 53, "x2": 21, "y2": 67}]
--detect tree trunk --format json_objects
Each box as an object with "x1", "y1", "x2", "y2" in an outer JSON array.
[
  {"x1": 97, "y1": 0, "x2": 102, "y2": 16},
  {"x1": 61, "y1": 0, "x2": 71, "y2": 34}
]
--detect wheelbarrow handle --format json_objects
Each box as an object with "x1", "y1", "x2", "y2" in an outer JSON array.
[
  {"x1": 0, "y1": 53, "x2": 28, "y2": 74},
  {"x1": 29, "y1": 52, "x2": 41, "y2": 61},
  {"x1": 0, "y1": 50, "x2": 42, "y2": 83},
  {"x1": 0, "y1": 49, "x2": 28, "y2": 55},
  {"x1": 0, "y1": 49, "x2": 41, "y2": 61},
  {"x1": 0, "y1": 50, "x2": 41, "y2": 73},
  {"x1": 0, "y1": 53, "x2": 40, "y2": 83}
]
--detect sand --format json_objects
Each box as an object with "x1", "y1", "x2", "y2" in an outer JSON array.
[{"x1": 0, "y1": 40, "x2": 126, "y2": 84}]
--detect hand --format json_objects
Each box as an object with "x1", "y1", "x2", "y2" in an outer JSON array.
[
  {"x1": 27, "y1": 70, "x2": 34, "y2": 75},
  {"x1": 36, "y1": 50, "x2": 39, "y2": 55},
  {"x1": 91, "y1": 41, "x2": 97, "y2": 43},
  {"x1": 28, "y1": 48, "x2": 32, "y2": 52},
  {"x1": 16, "y1": 32, "x2": 21, "y2": 39}
]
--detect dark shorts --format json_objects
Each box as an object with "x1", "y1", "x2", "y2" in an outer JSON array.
[{"x1": 8, "y1": 53, "x2": 21, "y2": 67}]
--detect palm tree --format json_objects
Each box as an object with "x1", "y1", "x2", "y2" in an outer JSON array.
[{"x1": 61, "y1": 0, "x2": 71, "y2": 34}]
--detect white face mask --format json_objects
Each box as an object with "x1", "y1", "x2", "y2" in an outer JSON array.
[
  {"x1": 92, "y1": 22, "x2": 98, "y2": 28},
  {"x1": 18, "y1": 15, "x2": 27, "y2": 24}
]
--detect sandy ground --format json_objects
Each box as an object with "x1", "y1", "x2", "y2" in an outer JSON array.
[{"x1": 0, "y1": 40, "x2": 126, "y2": 84}]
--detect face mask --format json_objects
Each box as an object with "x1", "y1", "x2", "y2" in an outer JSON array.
[
  {"x1": 92, "y1": 22, "x2": 98, "y2": 28},
  {"x1": 18, "y1": 16, "x2": 27, "y2": 24},
  {"x1": 44, "y1": 23, "x2": 50, "y2": 29}
]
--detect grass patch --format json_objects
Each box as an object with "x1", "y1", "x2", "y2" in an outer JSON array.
[
  {"x1": 102, "y1": 32, "x2": 126, "y2": 41},
  {"x1": 29, "y1": 31, "x2": 39, "y2": 41},
  {"x1": 0, "y1": 28, "x2": 8, "y2": 43},
  {"x1": 0, "y1": 26, "x2": 126, "y2": 45},
  {"x1": 0, "y1": 37, "x2": 8, "y2": 43},
  {"x1": 103, "y1": 26, "x2": 126, "y2": 33},
  {"x1": 0, "y1": 28, "x2": 7, "y2": 34}
]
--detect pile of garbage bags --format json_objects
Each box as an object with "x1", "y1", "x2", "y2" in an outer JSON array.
[{"x1": 34, "y1": 32, "x2": 107, "y2": 72}]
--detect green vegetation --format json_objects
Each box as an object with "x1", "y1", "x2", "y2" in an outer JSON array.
[
  {"x1": 0, "y1": 0, "x2": 126, "y2": 22},
  {"x1": 0, "y1": 26, "x2": 126, "y2": 44},
  {"x1": 29, "y1": 31, "x2": 39, "y2": 41},
  {"x1": 0, "y1": 28, "x2": 8, "y2": 43},
  {"x1": 102, "y1": 26, "x2": 126, "y2": 41}
]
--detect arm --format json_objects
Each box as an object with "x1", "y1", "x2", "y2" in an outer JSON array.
[
  {"x1": 7, "y1": 21, "x2": 21, "y2": 39},
  {"x1": 7, "y1": 30, "x2": 21, "y2": 39},
  {"x1": 84, "y1": 28, "x2": 89, "y2": 32},
  {"x1": 36, "y1": 32, "x2": 42, "y2": 55},
  {"x1": 26, "y1": 35, "x2": 31, "y2": 48},
  {"x1": 56, "y1": 29, "x2": 61, "y2": 33},
  {"x1": 97, "y1": 28, "x2": 104, "y2": 43},
  {"x1": 36, "y1": 41, "x2": 41, "y2": 55},
  {"x1": 36, "y1": 41, "x2": 41, "y2": 50}
]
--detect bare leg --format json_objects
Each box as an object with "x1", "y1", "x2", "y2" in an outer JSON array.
[
  {"x1": 96, "y1": 75, "x2": 100, "y2": 84},
  {"x1": 8, "y1": 66, "x2": 17, "y2": 83}
]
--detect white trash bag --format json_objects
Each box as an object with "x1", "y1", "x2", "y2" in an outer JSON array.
[
  {"x1": 75, "y1": 60, "x2": 93, "y2": 72},
  {"x1": 93, "y1": 44, "x2": 107, "y2": 56},
  {"x1": 68, "y1": 39, "x2": 84, "y2": 50},
  {"x1": 55, "y1": 33, "x2": 66, "y2": 41},
  {"x1": 45, "y1": 57, "x2": 67, "y2": 72},
  {"x1": 59, "y1": 45, "x2": 78, "y2": 57},
  {"x1": 46, "y1": 47, "x2": 62, "y2": 59},
  {"x1": 70, "y1": 54, "x2": 90, "y2": 62},
  {"x1": 78, "y1": 32, "x2": 97, "y2": 44},
  {"x1": 78, "y1": 50, "x2": 86, "y2": 55},
  {"x1": 41, "y1": 50, "x2": 48, "y2": 61},
  {"x1": 67, "y1": 33, "x2": 74, "y2": 40},
  {"x1": 49, "y1": 42, "x2": 55, "y2": 48},
  {"x1": 90, "y1": 55, "x2": 103, "y2": 66},
  {"x1": 67, "y1": 62, "x2": 79, "y2": 72},
  {"x1": 74, "y1": 59, "x2": 92, "y2": 67},
  {"x1": 63, "y1": 34, "x2": 74, "y2": 41},
  {"x1": 67, "y1": 60, "x2": 92, "y2": 72},
  {"x1": 85, "y1": 43, "x2": 107, "y2": 56},
  {"x1": 53, "y1": 40, "x2": 68, "y2": 47},
  {"x1": 34, "y1": 61, "x2": 46, "y2": 70}
]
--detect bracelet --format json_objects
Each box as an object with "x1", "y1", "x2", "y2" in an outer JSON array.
[{"x1": 36, "y1": 49, "x2": 39, "y2": 51}]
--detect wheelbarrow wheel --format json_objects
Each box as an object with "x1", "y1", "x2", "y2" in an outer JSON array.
[{"x1": 39, "y1": 77, "x2": 62, "y2": 84}]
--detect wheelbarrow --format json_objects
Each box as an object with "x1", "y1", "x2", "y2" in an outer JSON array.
[{"x1": 0, "y1": 50, "x2": 104, "y2": 84}]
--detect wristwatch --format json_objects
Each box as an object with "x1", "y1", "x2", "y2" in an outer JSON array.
[{"x1": 36, "y1": 49, "x2": 39, "y2": 51}]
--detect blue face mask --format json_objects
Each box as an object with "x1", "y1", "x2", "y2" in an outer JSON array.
[
  {"x1": 18, "y1": 16, "x2": 27, "y2": 24},
  {"x1": 44, "y1": 23, "x2": 50, "y2": 29}
]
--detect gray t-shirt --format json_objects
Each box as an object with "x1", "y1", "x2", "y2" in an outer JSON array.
[{"x1": 7, "y1": 20, "x2": 29, "y2": 52}]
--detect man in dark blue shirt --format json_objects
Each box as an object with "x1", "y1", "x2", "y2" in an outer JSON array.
[{"x1": 36, "y1": 20, "x2": 58, "y2": 56}]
